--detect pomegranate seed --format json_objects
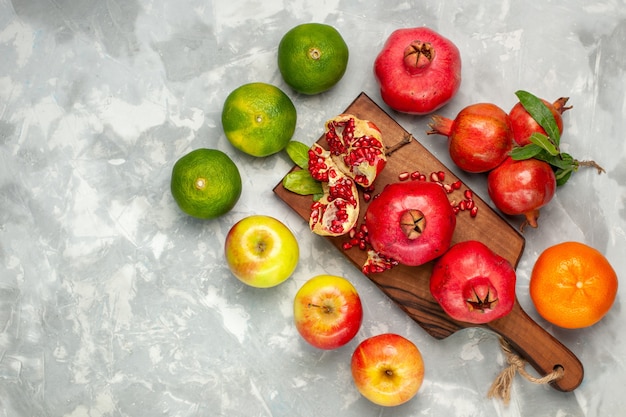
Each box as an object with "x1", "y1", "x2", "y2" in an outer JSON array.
[
  {"x1": 464, "y1": 189, "x2": 473, "y2": 200},
  {"x1": 355, "y1": 174, "x2": 368, "y2": 185},
  {"x1": 419, "y1": 174, "x2": 426, "y2": 181},
  {"x1": 359, "y1": 241, "x2": 367, "y2": 250},
  {"x1": 452, "y1": 207, "x2": 460, "y2": 215},
  {"x1": 429, "y1": 172, "x2": 440, "y2": 182},
  {"x1": 470, "y1": 206, "x2": 478, "y2": 217},
  {"x1": 443, "y1": 184, "x2": 453, "y2": 194},
  {"x1": 437, "y1": 171, "x2": 446, "y2": 181},
  {"x1": 398, "y1": 172, "x2": 410, "y2": 181},
  {"x1": 452, "y1": 180, "x2": 462, "y2": 190},
  {"x1": 458, "y1": 201, "x2": 467, "y2": 211},
  {"x1": 466, "y1": 200, "x2": 475, "y2": 210},
  {"x1": 363, "y1": 193, "x2": 372, "y2": 202},
  {"x1": 342, "y1": 242, "x2": 353, "y2": 250},
  {"x1": 410, "y1": 171, "x2": 421, "y2": 180}
]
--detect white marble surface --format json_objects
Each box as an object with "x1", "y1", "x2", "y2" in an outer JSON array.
[{"x1": 1, "y1": 0, "x2": 625, "y2": 416}]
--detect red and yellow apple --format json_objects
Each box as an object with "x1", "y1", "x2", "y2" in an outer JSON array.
[
  {"x1": 293, "y1": 275, "x2": 363, "y2": 349},
  {"x1": 224, "y1": 215, "x2": 299, "y2": 288},
  {"x1": 351, "y1": 333, "x2": 425, "y2": 407}
]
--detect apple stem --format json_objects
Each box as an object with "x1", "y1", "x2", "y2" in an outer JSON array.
[{"x1": 308, "y1": 303, "x2": 333, "y2": 314}]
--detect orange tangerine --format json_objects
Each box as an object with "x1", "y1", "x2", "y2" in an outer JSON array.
[{"x1": 529, "y1": 241, "x2": 618, "y2": 329}]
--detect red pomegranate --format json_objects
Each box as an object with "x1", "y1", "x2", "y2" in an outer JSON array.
[
  {"x1": 365, "y1": 181, "x2": 456, "y2": 266},
  {"x1": 374, "y1": 27, "x2": 462, "y2": 115},
  {"x1": 428, "y1": 103, "x2": 513, "y2": 173},
  {"x1": 430, "y1": 240, "x2": 517, "y2": 324},
  {"x1": 509, "y1": 97, "x2": 570, "y2": 146},
  {"x1": 487, "y1": 157, "x2": 556, "y2": 230}
]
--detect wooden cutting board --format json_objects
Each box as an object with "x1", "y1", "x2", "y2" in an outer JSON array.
[{"x1": 273, "y1": 92, "x2": 583, "y2": 392}]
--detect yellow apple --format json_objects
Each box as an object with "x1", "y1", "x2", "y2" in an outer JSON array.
[
  {"x1": 351, "y1": 333, "x2": 425, "y2": 406},
  {"x1": 293, "y1": 275, "x2": 363, "y2": 349},
  {"x1": 224, "y1": 215, "x2": 299, "y2": 288}
]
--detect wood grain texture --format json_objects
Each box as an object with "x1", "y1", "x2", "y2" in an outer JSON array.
[{"x1": 273, "y1": 92, "x2": 583, "y2": 392}]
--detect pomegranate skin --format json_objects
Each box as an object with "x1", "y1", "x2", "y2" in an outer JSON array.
[
  {"x1": 430, "y1": 240, "x2": 516, "y2": 324},
  {"x1": 428, "y1": 103, "x2": 513, "y2": 173},
  {"x1": 487, "y1": 157, "x2": 556, "y2": 228},
  {"x1": 365, "y1": 181, "x2": 456, "y2": 266},
  {"x1": 374, "y1": 27, "x2": 462, "y2": 115}
]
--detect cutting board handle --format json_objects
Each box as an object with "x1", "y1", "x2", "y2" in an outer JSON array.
[{"x1": 488, "y1": 301, "x2": 584, "y2": 392}]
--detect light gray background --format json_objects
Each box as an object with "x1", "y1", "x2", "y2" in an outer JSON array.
[{"x1": 1, "y1": 1, "x2": 625, "y2": 416}]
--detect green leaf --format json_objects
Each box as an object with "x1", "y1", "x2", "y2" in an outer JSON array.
[
  {"x1": 282, "y1": 169, "x2": 323, "y2": 196},
  {"x1": 555, "y1": 168, "x2": 573, "y2": 187},
  {"x1": 554, "y1": 153, "x2": 575, "y2": 170},
  {"x1": 515, "y1": 90, "x2": 561, "y2": 146},
  {"x1": 531, "y1": 152, "x2": 576, "y2": 186},
  {"x1": 560, "y1": 152, "x2": 575, "y2": 166},
  {"x1": 510, "y1": 144, "x2": 544, "y2": 160},
  {"x1": 528, "y1": 133, "x2": 559, "y2": 156},
  {"x1": 285, "y1": 141, "x2": 310, "y2": 169},
  {"x1": 532, "y1": 153, "x2": 568, "y2": 170}
]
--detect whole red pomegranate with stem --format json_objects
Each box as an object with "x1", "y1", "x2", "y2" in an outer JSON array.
[
  {"x1": 430, "y1": 240, "x2": 517, "y2": 324},
  {"x1": 427, "y1": 103, "x2": 513, "y2": 173},
  {"x1": 509, "y1": 90, "x2": 604, "y2": 187},
  {"x1": 487, "y1": 157, "x2": 556, "y2": 230},
  {"x1": 374, "y1": 27, "x2": 462, "y2": 115},
  {"x1": 365, "y1": 181, "x2": 456, "y2": 267},
  {"x1": 509, "y1": 97, "x2": 571, "y2": 146}
]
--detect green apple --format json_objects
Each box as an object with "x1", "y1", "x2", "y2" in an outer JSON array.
[{"x1": 224, "y1": 215, "x2": 299, "y2": 288}]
